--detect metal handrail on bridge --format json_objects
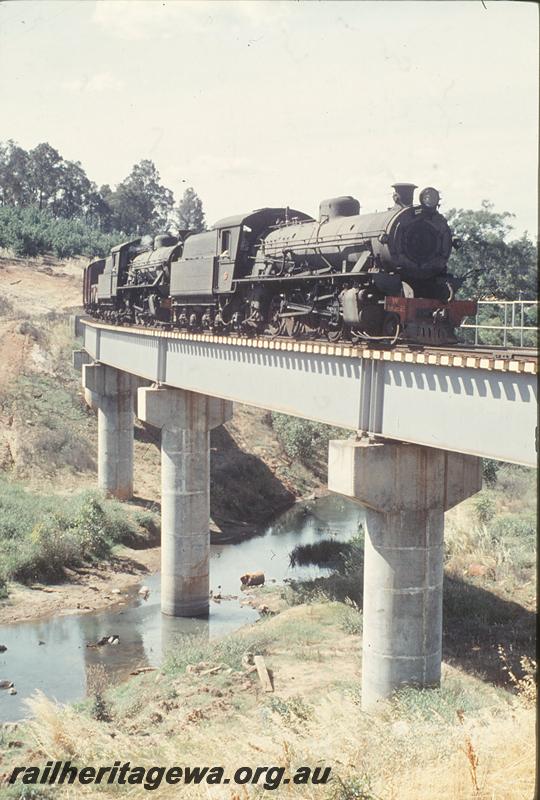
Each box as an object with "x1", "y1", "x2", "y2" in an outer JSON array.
[{"x1": 460, "y1": 300, "x2": 538, "y2": 348}]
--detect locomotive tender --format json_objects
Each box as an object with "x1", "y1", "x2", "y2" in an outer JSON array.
[{"x1": 83, "y1": 182, "x2": 476, "y2": 345}]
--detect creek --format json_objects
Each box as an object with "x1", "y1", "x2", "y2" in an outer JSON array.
[{"x1": 0, "y1": 494, "x2": 363, "y2": 722}]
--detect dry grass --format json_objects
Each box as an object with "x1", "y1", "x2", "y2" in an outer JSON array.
[{"x1": 13, "y1": 603, "x2": 535, "y2": 800}]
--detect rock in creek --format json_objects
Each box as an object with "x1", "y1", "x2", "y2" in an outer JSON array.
[
  {"x1": 240, "y1": 571, "x2": 265, "y2": 587},
  {"x1": 86, "y1": 634, "x2": 120, "y2": 648}
]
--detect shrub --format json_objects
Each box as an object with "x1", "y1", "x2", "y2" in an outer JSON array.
[
  {"x1": 488, "y1": 512, "x2": 536, "y2": 545},
  {"x1": 284, "y1": 536, "x2": 364, "y2": 605},
  {"x1": 87, "y1": 664, "x2": 112, "y2": 722},
  {"x1": 0, "y1": 481, "x2": 145, "y2": 585},
  {"x1": 289, "y1": 538, "x2": 356, "y2": 571},
  {"x1": 482, "y1": 458, "x2": 500, "y2": 486},
  {"x1": 473, "y1": 491, "x2": 497, "y2": 525},
  {"x1": 0, "y1": 205, "x2": 124, "y2": 259},
  {"x1": 271, "y1": 412, "x2": 350, "y2": 466}
]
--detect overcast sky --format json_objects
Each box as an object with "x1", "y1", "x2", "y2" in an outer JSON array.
[{"x1": 0, "y1": 0, "x2": 537, "y2": 236}]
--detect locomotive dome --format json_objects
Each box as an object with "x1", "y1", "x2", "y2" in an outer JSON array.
[{"x1": 319, "y1": 196, "x2": 360, "y2": 221}]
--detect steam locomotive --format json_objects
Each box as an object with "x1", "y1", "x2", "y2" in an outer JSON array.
[{"x1": 83, "y1": 183, "x2": 476, "y2": 345}]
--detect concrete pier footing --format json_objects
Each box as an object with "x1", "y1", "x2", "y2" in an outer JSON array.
[
  {"x1": 138, "y1": 386, "x2": 232, "y2": 617},
  {"x1": 82, "y1": 363, "x2": 135, "y2": 501},
  {"x1": 328, "y1": 438, "x2": 482, "y2": 711}
]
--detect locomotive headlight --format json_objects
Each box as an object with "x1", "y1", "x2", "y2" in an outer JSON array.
[{"x1": 419, "y1": 187, "x2": 440, "y2": 209}]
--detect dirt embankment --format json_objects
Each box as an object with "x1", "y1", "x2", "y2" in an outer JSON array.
[
  {"x1": 0, "y1": 252, "x2": 323, "y2": 622},
  {"x1": 0, "y1": 547, "x2": 160, "y2": 625}
]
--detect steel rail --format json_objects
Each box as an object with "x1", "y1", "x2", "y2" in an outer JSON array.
[{"x1": 81, "y1": 318, "x2": 538, "y2": 375}]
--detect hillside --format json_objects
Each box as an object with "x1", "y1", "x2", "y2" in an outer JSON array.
[{"x1": 0, "y1": 251, "x2": 324, "y2": 614}]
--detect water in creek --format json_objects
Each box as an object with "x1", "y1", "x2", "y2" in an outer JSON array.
[{"x1": 0, "y1": 494, "x2": 363, "y2": 722}]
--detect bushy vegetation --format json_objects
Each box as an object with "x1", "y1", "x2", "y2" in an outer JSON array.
[
  {"x1": 0, "y1": 139, "x2": 206, "y2": 258},
  {"x1": 289, "y1": 537, "x2": 360, "y2": 571},
  {"x1": 0, "y1": 481, "x2": 150, "y2": 591},
  {"x1": 271, "y1": 413, "x2": 350, "y2": 475},
  {"x1": 283, "y1": 535, "x2": 364, "y2": 606},
  {"x1": 0, "y1": 205, "x2": 122, "y2": 258},
  {"x1": 447, "y1": 201, "x2": 537, "y2": 300},
  {"x1": 445, "y1": 464, "x2": 536, "y2": 581}
]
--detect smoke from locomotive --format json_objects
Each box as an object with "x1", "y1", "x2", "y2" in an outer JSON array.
[{"x1": 83, "y1": 183, "x2": 476, "y2": 345}]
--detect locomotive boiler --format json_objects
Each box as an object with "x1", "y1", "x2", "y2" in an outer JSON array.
[{"x1": 83, "y1": 183, "x2": 476, "y2": 345}]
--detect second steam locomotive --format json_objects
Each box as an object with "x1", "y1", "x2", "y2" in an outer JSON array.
[{"x1": 83, "y1": 182, "x2": 476, "y2": 345}]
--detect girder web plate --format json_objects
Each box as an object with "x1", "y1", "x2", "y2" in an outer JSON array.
[{"x1": 82, "y1": 320, "x2": 537, "y2": 466}]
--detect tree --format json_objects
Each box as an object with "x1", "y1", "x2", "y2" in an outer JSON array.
[
  {"x1": 0, "y1": 140, "x2": 32, "y2": 207},
  {"x1": 53, "y1": 159, "x2": 93, "y2": 219},
  {"x1": 27, "y1": 142, "x2": 63, "y2": 211},
  {"x1": 85, "y1": 184, "x2": 115, "y2": 231},
  {"x1": 447, "y1": 201, "x2": 537, "y2": 300},
  {"x1": 110, "y1": 160, "x2": 174, "y2": 235},
  {"x1": 175, "y1": 186, "x2": 206, "y2": 232}
]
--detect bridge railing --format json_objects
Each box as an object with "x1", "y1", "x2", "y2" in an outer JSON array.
[{"x1": 460, "y1": 300, "x2": 538, "y2": 348}]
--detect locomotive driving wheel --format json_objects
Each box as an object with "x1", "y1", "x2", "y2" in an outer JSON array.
[
  {"x1": 325, "y1": 297, "x2": 343, "y2": 342},
  {"x1": 267, "y1": 294, "x2": 285, "y2": 337}
]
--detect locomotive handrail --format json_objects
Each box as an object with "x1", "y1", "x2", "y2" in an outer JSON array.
[{"x1": 460, "y1": 300, "x2": 538, "y2": 348}]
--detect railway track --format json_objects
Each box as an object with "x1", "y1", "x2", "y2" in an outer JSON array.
[{"x1": 83, "y1": 317, "x2": 538, "y2": 374}]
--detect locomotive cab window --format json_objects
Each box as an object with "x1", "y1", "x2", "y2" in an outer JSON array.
[{"x1": 220, "y1": 230, "x2": 231, "y2": 256}]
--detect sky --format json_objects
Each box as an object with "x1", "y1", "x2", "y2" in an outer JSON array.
[{"x1": 0, "y1": 0, "x2": 538, "y2": 237}]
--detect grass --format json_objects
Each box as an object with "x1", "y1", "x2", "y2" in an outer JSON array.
[
  {"x1": 289, "y1": 537, "x2": 359, "y2": 570},
  {"x1": 0, "y1": 479, "x2": 154, "y2": 592},
  {"x1": 163, "y1": 628, "x2": 276, "y2": 675},
  {"x1": 6, "y1": 601, "x2": 532, "y2": 800},
  {"x1": 0, "y1": 314, "x2": 96, "y2": 481},
  {"x1": 444, "y1": 464, "x2": 536, "y2": 598}
]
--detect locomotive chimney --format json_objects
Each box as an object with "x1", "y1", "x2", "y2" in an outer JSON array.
[{"x1": 392, "y1": 183, "x2": 417, "y2": 207}]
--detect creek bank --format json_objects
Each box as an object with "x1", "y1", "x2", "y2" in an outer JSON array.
[
  {"x1": 0, "y1": 488, "x2": 329, "y2": 626},
  {"x1": 0, "y1": 546, "x2": 160, "y2": 625}
]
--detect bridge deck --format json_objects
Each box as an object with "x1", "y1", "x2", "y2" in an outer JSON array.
[{"x1": 81, "y1": 319, "x2": 538, "y2": 467}]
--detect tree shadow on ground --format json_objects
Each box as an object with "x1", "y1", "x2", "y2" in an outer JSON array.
[
  {"x1": 133, "y1": 422, "x2": 296, "y2": 537},
  {"x1": 286, "y1": 546, "x2": 535, "y2": 688}
]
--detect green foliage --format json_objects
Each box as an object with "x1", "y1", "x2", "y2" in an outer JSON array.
[
  {"x1": 289, "y1": 538, "x2": 358, "y2": 571},
  {"x1": 447, "y1": 201, "x2": 537, "y2": 300},
  {"x1": 163, "y1": 629, "x2": 274, "y2": 675},
  {"x1": 111, "y1": 159, "x2": 174, "y2": 234},
  {"x1": 0, "y1": 205, "x2": 122, "y2": 258},
  {"x1": 0, "y1": 481, "x2": 143, "y2": 585},
  {"x1": 0, "y1": 140, "x2": 208, "y2": 254},
  {"x1": 473, "y1": 492, "x2": 497, "y2": 525},
  {"x1": 284, "y1": 536, "x2": 364, "y2": 606},
  {"x1": 482, "y1": 458, "x2": 500, "y2": 486},
  {"x1": 488, "y1": 512, "x2": 536, "y2": 546},
  {"x1": 176, "y1": 186, "x2": 206, "y2": 232},
  {"x1": 390, "y1": 677, "x2": 500, "y2": 724},
  {"x1": 266, "y1": 694, "x2": 313, "y2": 726},
  {"x1": 271, "y1": 412, "x2": 350, "y2": 465}
]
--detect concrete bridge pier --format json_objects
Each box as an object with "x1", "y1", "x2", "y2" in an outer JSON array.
[
  {"x1": 82, "y1": 363, "x2": 134, "y2": 501},
  {"x1": 328, "y1": 438, "x2": 482, "y2": 711},
  {"x1": 138, "y1": 386, "x2": 233, "y2": 617}
]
